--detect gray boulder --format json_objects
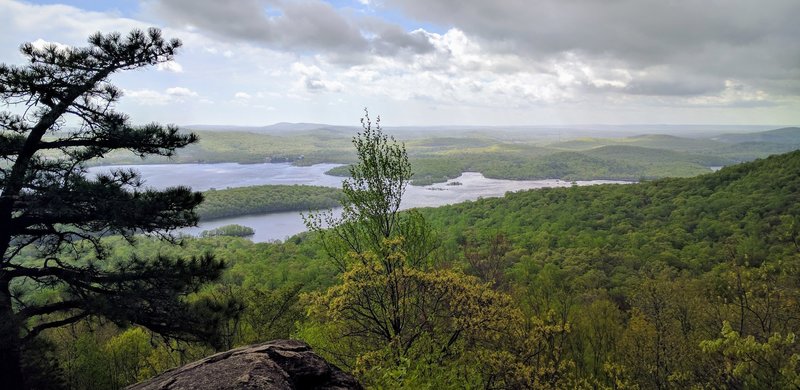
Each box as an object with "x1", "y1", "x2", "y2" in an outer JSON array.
[{"x1": 127, "y1": 340, "x2": 362, "y2": 390}]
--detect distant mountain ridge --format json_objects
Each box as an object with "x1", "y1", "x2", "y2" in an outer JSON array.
[
  {"x1": 93, "y1": 125, "x2": 799, "y2": 185},
  {"x1": 713, "y1": 127, "x2": 800, "y2": 144},
  {"x1": 182, "y1": 123, "x2": 792, "y2": 138},
  {"x1": 184, "y1": 122, "x2": 356, "y2": 133},
  {"x1": 552, "y1": 134, "x2": 724, "y2": 152}
]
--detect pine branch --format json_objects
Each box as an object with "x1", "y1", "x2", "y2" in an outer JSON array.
[{"x1": 22, "y1": 311, "x2": 90, "y2": 342}]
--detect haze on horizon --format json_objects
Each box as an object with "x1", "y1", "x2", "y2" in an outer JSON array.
[{"x1": 1, "y1": 0, "x2": 798, "y2": 128}]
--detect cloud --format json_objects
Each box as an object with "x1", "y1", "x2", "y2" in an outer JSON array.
[
  {"x1": 327, "y1": 30, "x2": 579, "y2": 108},
  {"x1": 1, "y1": 0, "x2": 797, "y2": 125},
  {"x1": 29, "y1": 38, "x2": 71, "y2": 52},
  {"x1": 361, "y1": 19, "x2": 434, "y2": 57},
  {"x1": 165, "y1": 87, "x2": 198, "y2": 97},
  {"x1": 156, "y1": 60, "x2": 184, "y2": 72},
  {"x1": 231, "y1": 91, "x2": 275, "y2": 109},
  {"x1": 125, "y1": 87, "x2": 199, "y2": 105},
  {"x1": 291, "y1": 62, "x2": 343, "y2": 93},
  {"x1": 145, "y1": 0, "x2": 434, "y2": 63},
  {"x1": 686, "y1": 80, "x2": 777, "y2": 108},
  {"x1": 387, "y1": 0, "x2": 800, "y2": 98},
  {"x1": 623, "y1": 78, "x2": 724, "y2": 97},
  {"x1": 388, "y1": 0, "x2": 798, "y2": 61},
  {"x1": 124, "y1": 89, "x2": 173, "y2": 105},
  {"x1": 0, "y1": 0, "x2": 144, "y2": 47}
]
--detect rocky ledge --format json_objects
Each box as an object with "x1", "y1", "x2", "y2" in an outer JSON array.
[{"x1": 127, "y1": 339, "x2": 362, "y2": 390}]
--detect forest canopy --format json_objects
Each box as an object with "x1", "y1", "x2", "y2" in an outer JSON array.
[
  {"x1": 23, "y1": 147, "x2": 800, "y2": 389},
  {"x1": 196, "y1": 184, "x2": 342, "y2": 220},
  {"x1": 2, "y1": 23, "x2": 799, "y2": 389}
]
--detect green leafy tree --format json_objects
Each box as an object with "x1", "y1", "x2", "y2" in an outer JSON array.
[
  {"x1": 305, "y1": 109, "x2": 437, "y2": 272},
  {"x1": 302, "y1": 111, "x2": 577, "y2": 388},
  {"x1": 0, "y1": 29, "x2": 233, "y2": 387},
  {"x1": 701, "y1": 321, "x2": 800, "y2": 389},
  {"x1": 200, "y1": 224, "x2": 255, "y2": 238},
  {"x1": 301, "y1": 238, "x2": 523, "y2": 388}
]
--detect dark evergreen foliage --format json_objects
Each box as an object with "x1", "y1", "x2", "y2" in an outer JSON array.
[{"x1": 0, "y1": 29, "x2": 233, "y2": 388}]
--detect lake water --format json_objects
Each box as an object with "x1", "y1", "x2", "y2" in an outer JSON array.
[
  {"x1": 89, "y1": 163, "x2": 630, "y2": 242},
  {"x1": 88, "y1": 162, "x2": 344, "y2": 191}
]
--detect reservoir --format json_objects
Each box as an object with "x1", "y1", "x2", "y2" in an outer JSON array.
[{"x1": 89, "y1": 163, "x2": 629, "y2": 242}]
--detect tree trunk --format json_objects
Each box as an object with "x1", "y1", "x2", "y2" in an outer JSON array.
[{"x1": 0, "y1": 278, "x2": 24, "y2": 389}]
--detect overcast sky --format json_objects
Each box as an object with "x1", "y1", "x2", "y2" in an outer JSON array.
[{"x1": 1, "y1": 0, "x2": 798, "y2": 126}]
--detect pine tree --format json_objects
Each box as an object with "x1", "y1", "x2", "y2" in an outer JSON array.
[{"x1": 0, "y1": 28, "x2": 233, "y2": 387}]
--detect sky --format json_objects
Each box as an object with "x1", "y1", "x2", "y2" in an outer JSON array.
[{"x1": 0, "y1": 0, "x2": 798, "y2": 127}]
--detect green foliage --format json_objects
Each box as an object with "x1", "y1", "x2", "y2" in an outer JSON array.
[
  {"x1": 326, "y1": 132, "x2": 764, "y2": 185},
  {"x1": 197, "y1": 184, "x2": 341, "y2": 220},
  {"x1": 0, "y1": 29, "x2": 235, "y2": 388},
  {"x1": 305, "y1": 110, "x2": 438, "y2": 271},
  {"x1": 301, "y1": 238, "x2": 571, "y2": 389},
  {"x1": 701, "y1": 321, "x2": 800, "y2": 389},
  {"x1": 420, "y1": 150, "x2": 800, "y2": 387},
  {"x1": 301, "y1": 111, "x2": 590, "y2": 388},
  {"x1": 70, "y1": 333, "x2": 114, "y2": 390},
  {"x1": 200, "y1": 224, "x2": 255, "y2": 237},
  {"x1": 38, "y1": 139, "x2": 800, "y2": 387},
  {"x1": 104, "y1": 327, "x2": 153, "y2": 387},
  {"x1": 95, "y1": 129, "x2": 357, "y2": 166},
  {"x1": 47, "y1": 322, "x2": 210, "y2": 390}
]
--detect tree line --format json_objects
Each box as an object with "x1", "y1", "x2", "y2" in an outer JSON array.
[
  {"x1": 197, "y1": 184, "x2": 342, "y2": 220},
  {"x1": 3, "y1": 28, "x2": 799, "y2": 389},
  {"x1": 33, "y1": 117, "x2": 800, "y2": 389}
]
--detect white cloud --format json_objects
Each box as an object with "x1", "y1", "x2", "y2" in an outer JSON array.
[
  {"x1": 291, "y1": 62, "x2": 323, "y2": 77},
  {"x1": 203, "y1": 47, "x2": 233, "y2": 58},
  {"x1": 156, "y1": 61, "x2": 184, "y2": 73},
  {"x1": 125, "y1": 87, "x2": 199, "y2": 105},
  {"x1": 165, "y1": 87, "x2": 198, "y2": 97},
  {"x1": 290, "y1": 62, "x2": 343, "y2": 93},
  {"x1": 1, "y1": 0, "x2": 797, "y2": 126},
  {"x1": 124, "y1": 89, "x2": 172, "y2": 105},
  {"x1": 29, "y1": 38, "x2": 71, "y2": 52},
  {"x1": 687, "y1": 80, "x2": 774, "y2": 107},
  {"x1": 0, "y1": 0, "x2": 144, "y2": 46},
  {"x1": 330, "y1": 29, "x2": 580, "y2": 107}
]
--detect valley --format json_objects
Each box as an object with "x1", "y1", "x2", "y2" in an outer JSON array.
[{"x1": 3, "y1": 7, "x2": 799, "y2": 387}]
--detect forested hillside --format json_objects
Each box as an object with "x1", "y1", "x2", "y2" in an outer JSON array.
[
  {"x1": 418, "y1": 150, "x2": 800, "y2": 388},
  {"x1": 5, "y1": 9, "x2": 798, "y2": 389},
  {"x1": 41, "y1": 149, "x2": 800, "y2": 389},
  {"x1": 714, "y1": 127, "x2": 800, "y2": 144},
  {"x1": 197, "y1": 185, "x2": 341, "y2": 220},
  {"x1": 427, "y1": 149, "x2": 800, "y2": 274}
]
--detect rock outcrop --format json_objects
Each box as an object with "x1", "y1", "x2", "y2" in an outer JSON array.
[{"x1": 127, "y1": 340, "x2": 362, "y2": 390}]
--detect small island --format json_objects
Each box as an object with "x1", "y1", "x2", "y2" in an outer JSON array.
[
  {"x1": 200, "y1": 224, "x2": 255, "y2": 237},
  {"x1": 197, "y1": 184, "x2": 342, "y2": 220}
]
